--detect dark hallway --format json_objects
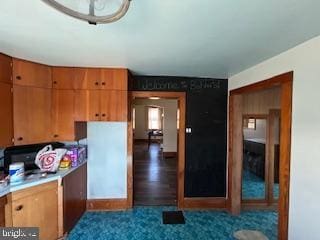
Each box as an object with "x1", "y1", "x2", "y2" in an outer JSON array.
[{"x1": 133, "y1": 141, "x2": 177, "y2": 206}]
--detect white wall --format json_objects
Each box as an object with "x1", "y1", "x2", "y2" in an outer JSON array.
[
  {"x1": 87, "y1": 122, "x2": 127, "y2": 199},
  {"x1": 134, "y1": 99, "x2": 178, "y2": 152},
  {"x1": 229, "y1": 36, "x2": 320, "y2": 240}
]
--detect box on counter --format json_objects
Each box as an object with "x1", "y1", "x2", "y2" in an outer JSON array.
[{"x1": 65, "y1": 145, "x2": 87, "y2": 167}]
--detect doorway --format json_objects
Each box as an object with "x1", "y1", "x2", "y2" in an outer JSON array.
[
  {"x1": 127, "y1": 91, "x2": 186, "y2": 208},
  {"x1": 228, "y1": 72, "x2": 293, "y2": 240},
  {"x1": 133, "y1": 99, "x2": 177, "y2": 205}
]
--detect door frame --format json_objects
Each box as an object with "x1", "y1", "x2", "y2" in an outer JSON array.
[
  {"x1": 228, "y1": 72, "x2": 293, "y2": 240},
  {"x1": 127, "y1": 91, "x2": 186, "y2": 208}
]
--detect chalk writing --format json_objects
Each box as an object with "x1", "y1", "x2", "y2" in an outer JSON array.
[{"x1": 135, "y1": 78, "x2": 221, "y2": 91}]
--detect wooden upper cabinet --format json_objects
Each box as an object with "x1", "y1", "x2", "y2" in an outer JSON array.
[
  {"x1": 52, "y1": 67, "x2": 76, "y2": 89},
  {"x1": 52, "y1": 90, "x2": 75, "y2": 141},
  {"x1": 0, "y1": 53, "x2": 12, "y2": 84},
  {"x1": 52, "y1": 67, "x2": 128, "y2": 90},
  {"x1": 74, "y1": 90, "x2": 89, "y2": 121},
  {"x1": 100, "y1": 68, "x2": 128, "y2": 90},
  {"x1": 13, "y1": 85, "x2": 52, "y2": 145},
  {"x1": 0, "y1": 82, "x2": 13, "y2": 148},
  {"x1": 100, "y1": 90, "x2": 127, "y2": 121},
  {"x1": 84, "y1": 68, "x2": 101, "y2": 90},
  {"x1": 12, "y1": 58, "x2": 52, "y2": 88},
  {"x1": 88, "y1": 90, "x2": 101, "y2": 121}
]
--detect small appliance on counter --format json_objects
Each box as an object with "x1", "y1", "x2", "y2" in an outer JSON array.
[{"x1": 4, "y1": 142, "x2": 65, "y2": 174}]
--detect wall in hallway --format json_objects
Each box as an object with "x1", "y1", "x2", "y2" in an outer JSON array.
[{"x1": 133, "y1": 99, "x2": 178, "y2": 153}]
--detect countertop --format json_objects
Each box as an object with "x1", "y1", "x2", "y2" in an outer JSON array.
[{"x1": 0, "y1": 160, "x2": 87, "y2": 198}]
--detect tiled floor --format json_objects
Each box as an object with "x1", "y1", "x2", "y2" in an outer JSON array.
[
  {"x1": 242, "y1": 170, "x2": 279, "y2": 199},
  {"x1": 67, "y1": 207, "x2": 277, "y2": 240}
]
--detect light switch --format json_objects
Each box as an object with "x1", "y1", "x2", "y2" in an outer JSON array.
[{"x1": 186, "y1": 128, "x2": 192, "y2": 133}]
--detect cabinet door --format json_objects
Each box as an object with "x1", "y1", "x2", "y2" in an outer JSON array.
[
  {"x1": 52, "y1": 90, "x2": 75, "y2": 141},
  {"x1": 0, "y1": 83, "x2": 13, "y2": 147},
  {"x1": 63, "y1": 163, "x2": 87, "y2": 233},
  {"x1": 0, "y1": 53, "x2": 12, "y2": 84},
  {"x1": 73, "y1": 68, "x2": 87, "y2": 89},
  {"x1": 74, "y1": 90, "x2": 89, "y2": 121},
  {"x1": 100, "y1": 68, "x2": 128, "y2": 90},
  {"x1": 85, "y1": 68, "x2": 101, "y2": 90},
  {"x1": 0, "y1": 196, "x2": 6, "y2": 227},
  {"x1": 11, "y1": 184, "x2": 58, "y2": 240},
  {"x1": 52, "y1": 67, "x2": 75, "y2": 89},
  {"x1": 100, "y1": 90, "x2": 127, "y2": 121},
  {"x1": 13, "y1": 86, "x2": 52, "y2": 145},
  {"x1": 12, "y1": 59, "x2": 52, "y2": 88},
  {"x1": 88, "y1": 90, "x2": 101, "y2": 121}
]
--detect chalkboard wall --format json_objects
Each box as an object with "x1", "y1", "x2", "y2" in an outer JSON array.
[{"x1": 132, "y1": 76, "x2": 228, "y2": 197}]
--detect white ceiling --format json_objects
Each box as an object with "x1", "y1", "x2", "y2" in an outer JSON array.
[{"x1": 0, "y1": 0, "x2": 320, "y2": 78}]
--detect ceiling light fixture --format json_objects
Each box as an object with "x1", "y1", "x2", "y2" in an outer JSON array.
[{"x1": 42, "y1": 0, "x2": 131, "y2": 25}]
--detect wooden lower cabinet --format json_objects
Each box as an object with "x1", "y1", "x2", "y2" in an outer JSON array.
[
  {"x1": 63, "y1": 163, "x2": 87, "y2": 233},
  {"x1": 0, "y1": 196, "x2": 6, "y2": 227},
  {"x1": 6, "y1": 181, "x2": 58, "y2": 240}
]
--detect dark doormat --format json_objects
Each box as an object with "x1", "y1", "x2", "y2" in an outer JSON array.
[{"x1": 162, "y1": 211, "x2": 185, "y2": 224}]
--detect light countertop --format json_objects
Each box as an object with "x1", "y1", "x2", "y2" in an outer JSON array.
[{"x1": 0, "y1": 160, "x2": 87, "y2": 198}]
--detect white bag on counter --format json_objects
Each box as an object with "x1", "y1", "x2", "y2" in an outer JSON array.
[{"x1": 35, "y1": 145, "x2": 67, "y2": 172}]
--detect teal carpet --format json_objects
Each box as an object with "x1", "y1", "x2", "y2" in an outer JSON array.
[
  {"x1": 242, "y1": 170, "x2": 279, "y2": 199},
  {"x1": 67, "y1": 207, "x2": 277, "y2": 240}
]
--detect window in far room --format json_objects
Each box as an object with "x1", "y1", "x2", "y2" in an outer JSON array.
[
  {"x1": 132, "y1": 107, "x2": 136, "y2": 130},
  {"x1": 148, "y1": 107, "x2": 162, "y2": 130}
]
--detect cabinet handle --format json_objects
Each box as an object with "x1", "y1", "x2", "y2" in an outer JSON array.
[
  {"x1": 17, "y1": 137, "x2": 23, "y2": 141},
  {"x1": 15, "y1": 205, "x2": 23, "y2": 211},
  {"x1": 53, "y1": 81, "x2": 57, "y2": 84},
  {"x1": 95, "y1": 82, "x2": 99, "y2": 86},
  {"x1": 16, "y1": 76, "x2": 22, "y2": 80},
  {"x1": 101, "y1": 82, "x2": 106, "y2": 86},
  {"x1": 102, "y1": 113, "x2": 106, "y2": 117},
  {"x1": 95, "y1": 113, "x2": 99, "y2": 117},
  {"x1": 54, "y1": 134, "x2": 59, "y2": 138}
]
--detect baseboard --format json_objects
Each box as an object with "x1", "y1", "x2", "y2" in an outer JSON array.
[
  {"x1": 163, "y1": 152, "x2": 177, "y2": 158},
  {"x1": 86, "y1": 199, "x2": 128, "y2": 211},
  {"x1": 241, "y1": 202, "x2": 278, "y2": 210},
  {"x1": 183, "y1": 197, "x2": 227, "y2": 209}
]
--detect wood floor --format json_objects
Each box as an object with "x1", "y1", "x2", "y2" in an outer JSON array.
[{"x1": 133, "y1": 141, "x2": 177, "y2": 206}]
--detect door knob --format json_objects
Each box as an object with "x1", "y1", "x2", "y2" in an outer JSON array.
[
  {"x1": 16, "y1": 76, "x2": 22, "y2": 80},
  {"x1": 17, "y1": 137, "x2": 23, "y2": 141}
]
